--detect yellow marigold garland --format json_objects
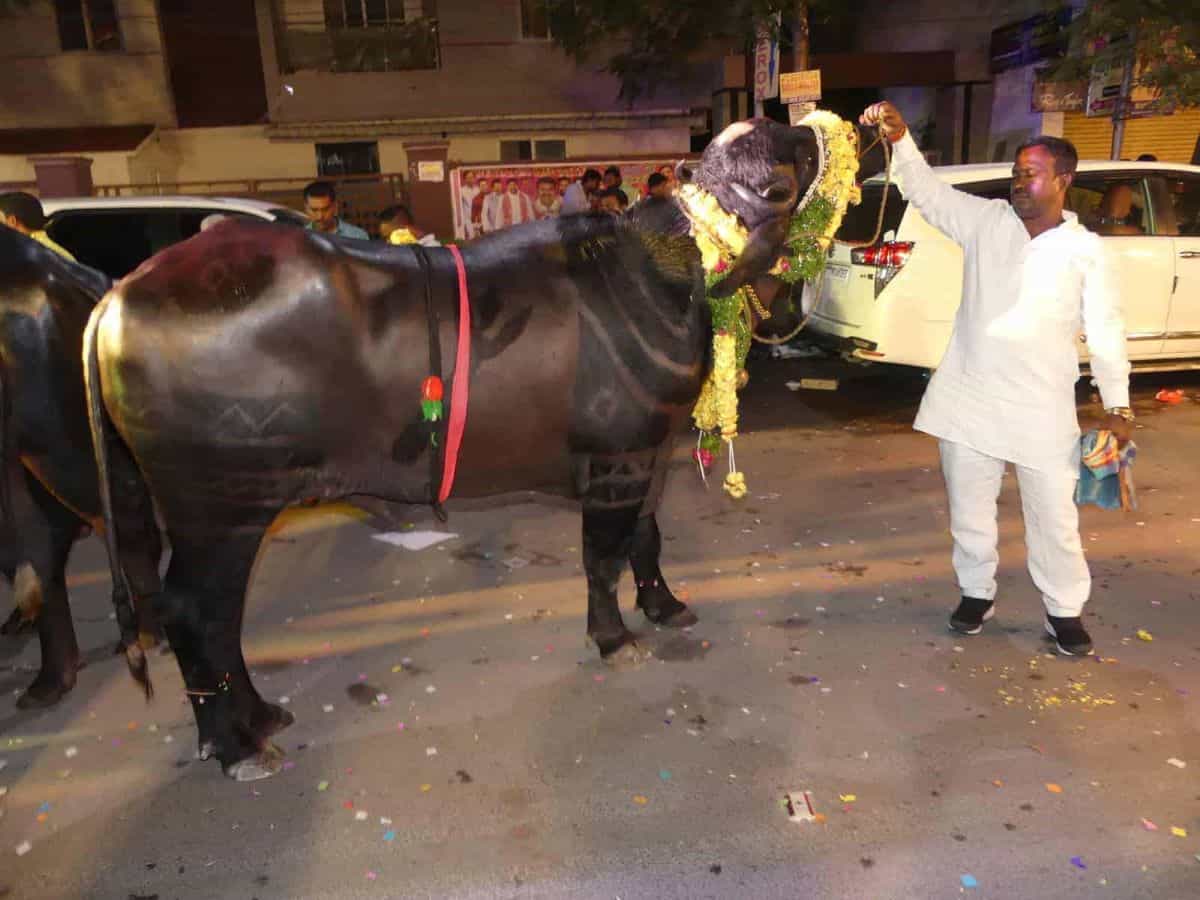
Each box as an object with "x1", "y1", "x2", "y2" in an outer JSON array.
[{"x1": 683, "y1": 110, "x2": 862, "y2": 499}]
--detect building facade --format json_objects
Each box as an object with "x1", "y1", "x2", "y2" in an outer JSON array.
[
  {"x1": 0, "y1": 0, "x2": 710, "y2": 234},
  {"x1": 1, "y1": 0, "x2": 1193, "y2": 233}
]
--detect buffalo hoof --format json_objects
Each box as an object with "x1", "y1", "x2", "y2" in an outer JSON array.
[
  {"x1": 637, "y1": 590, "x2": 699, "y2": 628},
  {"x1": 15, "y1": 675, "x2": 75, "y2": 710},
  {"x1": 648, "y1": 606, "x2": 699, "y2": 628},
  {"x1": 602, "y1": 641, "x2": 653, "y2": 671},
  {"x1": 1, "y1": 607, "x2": 33, "y2": 637},
  {"x1": 223, "y1": 742, "x2": 285, "y2": 782},
  {"x1": 260, "y1": 703, "x2": 295, "y2": 737}
]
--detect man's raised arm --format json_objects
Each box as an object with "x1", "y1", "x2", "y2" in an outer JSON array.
[{"x1": 860, "y1": 101, "x2": 993, "y2": 247}]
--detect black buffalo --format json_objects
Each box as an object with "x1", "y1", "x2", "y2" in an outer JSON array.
[
  {"x1": 85, "y1": 118, "x2": 821, "y2": 779},
  {"x1": 0, "y1": 228, "x2": 161, "y2": 707}
]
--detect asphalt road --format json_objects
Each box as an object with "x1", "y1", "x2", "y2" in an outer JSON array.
[{"x1": 2, "y1": 352, "x2": 1198, "y2": 900}]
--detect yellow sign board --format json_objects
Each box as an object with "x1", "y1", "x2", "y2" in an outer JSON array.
[{"x1": 780, "y1": 70, "x2": 821, "y2": 103}]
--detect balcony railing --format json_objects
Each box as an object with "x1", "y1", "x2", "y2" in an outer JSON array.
[{"x1": 281, "y1": 18, "x2": 440, "y2": 74}]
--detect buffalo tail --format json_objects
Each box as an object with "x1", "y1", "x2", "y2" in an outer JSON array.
[{"x1": 83, "y1": 297, "x2": 153, "y2": 701}]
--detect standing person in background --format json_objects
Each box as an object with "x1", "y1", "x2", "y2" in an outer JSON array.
[
  {"x1": 644, "y1": 172, "x2": 673, "y2": 202},
  {"x1": 858, "y1": 100, "x2": 1132, "y2": 657},
  {"x1": 596, "y1": 187, "x2": 625, "y2": 215},
  {"x1": 379, "y1": 205, "x2": 440, "y2": 246},
  {"x1": 303, "y1": 181, "x2": 369, "y2": 239},
  {"x1": 561, "y1": 168, "x2": 601, "y2": 215},
  {"x1": 0, "y1": 192, "x2": 76, "y2": 260},
  {"x1": 602, "y1": 166, "x2": 637, "y2": 207}
]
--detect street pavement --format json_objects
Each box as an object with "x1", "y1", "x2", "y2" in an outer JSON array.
[{"x1": 2, "y1": 351, "x2": 1199, "y2": 900}]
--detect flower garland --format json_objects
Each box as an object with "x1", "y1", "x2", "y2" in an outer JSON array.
[{"x1": 682, "y1": 109, "x2": 862, "y2": 499}]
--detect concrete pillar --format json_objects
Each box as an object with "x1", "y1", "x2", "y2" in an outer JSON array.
[{"x1": 30, "y1": 156, "x2": 94, "y2": 198}]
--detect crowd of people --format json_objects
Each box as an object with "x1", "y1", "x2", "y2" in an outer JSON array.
[
  {"x1": 302, "y1": 162, "x2": 679, "y2": 247},
  {"x1": 459, "y1": 163, "x2": 677, "y2": 238}
]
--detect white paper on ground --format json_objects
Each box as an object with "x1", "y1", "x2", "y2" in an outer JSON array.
[{"x1": 372, "y1": 531, "x2": 459, "y2": 551}]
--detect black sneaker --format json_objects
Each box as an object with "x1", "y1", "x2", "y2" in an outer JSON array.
[
  {"x1": 1045, "y1": 615, "x2": 1094, "y2": 656},
  {"x1": 949, "y1": 596, "x2": 995, "y2": 635}
]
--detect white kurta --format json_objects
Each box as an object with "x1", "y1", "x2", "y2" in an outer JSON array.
[{"x1": 891, "y1": 132, "x2": 1131, "y2": 476}]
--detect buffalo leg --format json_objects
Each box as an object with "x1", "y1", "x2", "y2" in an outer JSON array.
[
  {"x1": 630, "y1": 514, "x2": 697, "y2": 627},
  {"x1": 581, "y1": 453, "x2": 658, "y2": 664},
  {"x1": 16, "y1": 477, "x2": 85, "y2": 709},
  {"x1": 583, "y1": 505, "x2": 641, "y2": 660},
  {"x1": 160, "y1": 527, "x2": 292, "y2": 779}
]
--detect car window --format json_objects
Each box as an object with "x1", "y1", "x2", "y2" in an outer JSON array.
[
  {"x1": 836, "y1": 183, "x2": 906, "y2": 243},
  {"x1": 1148, "y1": 175, "x2": 1200, "y2": 236},
  {"x1": 1069, "y1": 175, "x2": 1149, "y2": 236},
  {"x1": 45, "y1": 210, "x2": 162, "y2": 280},
  {"x1": 44, "y1": 208, "x2": 262, "y2": 279}
]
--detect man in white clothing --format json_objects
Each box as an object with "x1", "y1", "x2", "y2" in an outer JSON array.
[{"x1": 860, "y1": 101, "x2": 1133, "y2": 656}]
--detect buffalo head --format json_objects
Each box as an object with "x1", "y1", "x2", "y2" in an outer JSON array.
[{"x1": 677, "y1": 118, "x2": 820, "y2": 297}]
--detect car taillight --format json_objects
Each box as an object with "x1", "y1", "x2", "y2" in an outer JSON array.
[{"x1": 850, "y1": 241, "x2": 913, "y2": 268}]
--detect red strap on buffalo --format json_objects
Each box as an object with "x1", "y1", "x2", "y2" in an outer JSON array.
[{"x1": 440, "y1": 245, "x2": 471, "y2": 504}]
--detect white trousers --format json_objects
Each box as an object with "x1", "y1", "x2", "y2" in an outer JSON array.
[{"x1": 938, "y1": 439, "x2": 1090, "y2": 618}]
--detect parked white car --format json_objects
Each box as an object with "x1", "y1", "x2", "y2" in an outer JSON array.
[
  {"x1": 806, "y1": 159, "x2": 1200, "y2": 372},
  {"x1": 41, "y1": 195, "x2": 308, "y2": 280}
]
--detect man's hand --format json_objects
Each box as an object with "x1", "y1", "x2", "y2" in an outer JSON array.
[
  {"x1": 1105, "y1": 413, "x2": 1134, "y2": 447},
  {"x1": 860, "y1": 102, "x2": 908, "y2": 143}
]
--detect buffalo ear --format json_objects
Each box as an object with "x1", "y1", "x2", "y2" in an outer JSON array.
[{"x1": 707, "y1": 216, "x2": 789, "y2": 298}]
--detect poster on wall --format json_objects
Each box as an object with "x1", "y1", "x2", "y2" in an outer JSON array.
[{"x1": 449, "y1": 158, "x2": 695, "y2": 241}]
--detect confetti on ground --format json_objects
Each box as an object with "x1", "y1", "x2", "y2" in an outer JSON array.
[
  {"x1": 1167, "y1": 758, "x2": 1187, "y2": 769},
  {"x1": 425, "y1": 747, "x2": 438, "y2": 757},
  {"x1": 323, "y1": 705, "x2": 334, "y2": 713},
  {"x1": 633, "y1": 795, "x2": 648, "y2": 805},
  {"x1": 961, "y1": 874, "x2": 977, "y2": 888},
  {"x1": 64, "y1": 746, "x2": 78, "y2": 759},
  {"x1": 992, "y1": 780, "x2": 1004, "y2": 787},
  {"x1": 1071, "y1": 856, "x2": 1087, "y2": 869},
  {"x1": 383, "y1": 830, "x2": 395, "y2": 841},
  {"x1": 425, "y1": 685, "x2": 437, "y2": 694},
  {"x1": 317, "y1": 781, "x2": 330, "y2": 792},
  {"x1": 1136, "y1": 630, "x2": 1154, "y2": 642},
  {"x1": 420, "y1": 784, "x2": 431, "y2": 792},
  {"x1": 1142, "y1": 818, "x2": 1159, "y2": 831},
  {"x1": 355, "y1": 810, "x2": 368, "y2": 822},
  {"x1": 15, "y1": 841, "x2": 31, "y2": 856},
  {"x1": 1172, "y1": 827, "x2": 1188, "y2": 838},
  {"x1": 1046, "y1": 783, "x2": 1063, "y2": 794},
  {"x1": 366, "y1": 870, "x2": 377, "y2": 881},
  {"x1": 839, "y1": 794, "x2": 857, "y2": 803},
  {"x1": 659, "y1": 770, "x2": 672, "y2": 781}
]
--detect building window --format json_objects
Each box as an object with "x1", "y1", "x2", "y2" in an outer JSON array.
[
  {"x1": 55, "y1": 0, "x2": 123, "y2": 52},
  {"x1": 534, "y1": 140, "x2": 566, "y2": 160},
  {"x1": 324, "y1": 0, "x2": 405, "y2": 30},
  {"x1": 500, "y1": 139, "x2": 565, "y2": 162},
  {"x1": 306, "y1": 0, "x2": 439, "y2": 72},
  {"x1": 316, "y1": 141, "x2": 381, "y2": 176},
  {"x1": 520, "y1": 0, "x2": 549, "y2": 39}
]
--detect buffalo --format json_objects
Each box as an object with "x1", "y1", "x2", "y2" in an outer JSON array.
[
  {"x1": 85, "y1": 117, "x2": 822, "y2": 779},
  {"x1": 0, "y1": 228, "x2": 161, "y2": 707}
]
